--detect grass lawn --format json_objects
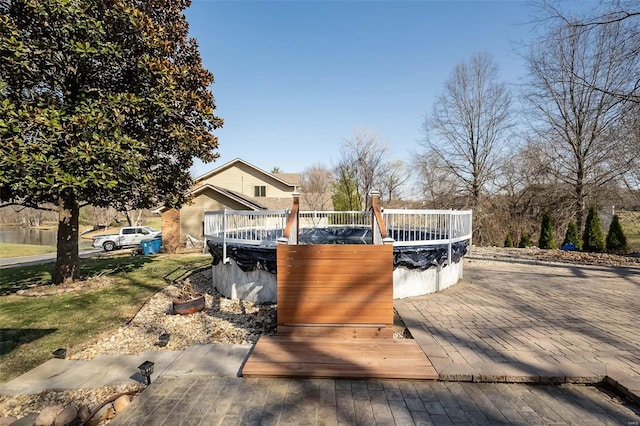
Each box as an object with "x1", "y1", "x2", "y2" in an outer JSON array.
[
  {"x1": 0, "y1": 243, "x2": 56, "y2": 259},
  {"x1": 618, "y1": 210, "x2": 640, "y2": 253},
  {"x1": 0, "y1": 254, "x2": 211, "y2": 383}
]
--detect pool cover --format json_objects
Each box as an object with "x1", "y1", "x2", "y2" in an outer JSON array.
[{"x1": 207, "y1": 227, "x2": 468, "y2": 273}]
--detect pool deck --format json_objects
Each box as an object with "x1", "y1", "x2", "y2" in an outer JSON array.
[{"x1": 396, "y1": 256, "x2": 640, "y2": 397}]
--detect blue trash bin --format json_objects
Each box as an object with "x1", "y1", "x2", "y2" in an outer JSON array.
[
  {"x1": 140, "y1": 239, "x2": 154, "y2": 255},
  {"x1": 151, "y1": 237, "x2": 162, "y2": 253}
]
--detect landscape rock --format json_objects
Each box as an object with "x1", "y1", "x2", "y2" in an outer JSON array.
[
  {"x1": 67, "y1": 269, "x2": 277, "y2": 360},
  {"x1": 8, "y1": 413, "x2": 38, "y2": 426},
  {"x1": 112, "y1": 395, "x2": 130, "y2": 414},
  {"x1": 34, "y1": 404, "x2": 63, "y2": 426},
  {"x1": 76, "y1": 405, "x2": 90, "y2": 421},
  {"x1": 100, "y1": 406, "x2": 116, "y2": 422},
  {"x1": 53, "y1": 406, "x2": 77, "y2": 426},
  {"x1": 0, "y1": 416, "x2": 17, "y2": 426}
]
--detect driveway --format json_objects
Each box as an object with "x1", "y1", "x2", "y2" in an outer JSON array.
[{"x1": 0, "y1": 248, "x2": 102, "y2": 268}]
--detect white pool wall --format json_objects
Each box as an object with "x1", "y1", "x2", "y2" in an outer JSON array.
[{"x1": 211, "y1": 257, "x2": 464, "y2": 304}]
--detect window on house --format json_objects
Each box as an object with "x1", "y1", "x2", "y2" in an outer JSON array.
[{"x1": 254, "y1": 186, "x2": 266, "y2": 197}]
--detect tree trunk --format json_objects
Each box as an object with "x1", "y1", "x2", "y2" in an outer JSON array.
[
  {"x1": 123, "y1": 208, "x2": 136, "y2": 226},
  {"x1": 54, "y1": 193, "x2": 80, "y2": 284},
  {"x1": 575, "y1": 165, "x2": 585, "y2": 232}
]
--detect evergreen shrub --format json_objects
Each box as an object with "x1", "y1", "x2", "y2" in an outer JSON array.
[
  {"x1": 518, "y1": 234, "x2": 533, "y2": 248},
  {"x1": 606, "y1": 214, "x2": 628, "y2": 253},
  {"x1": 538, "y1": 212, "x2": 555, "y2": 249},
  {"x1": 504, "y1": 233, "x2": 514, "y2": 248},
  {"x1": 562, "y1": 220, "x2": 580, "y2": 250},
  {"x1": 582, "y1": 206, "x2": 606, "y2": 252}
]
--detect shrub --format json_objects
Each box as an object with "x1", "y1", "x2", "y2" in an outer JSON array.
[
  {"x1": 538, "y1": 212, "x2": 555, "y2": 249},
  {"x1": 562, "y1": 220, "x2": 581, "y2": 250},
  {"x1": 504, "y1": 233, "x2": 514, "y2": 248},
  {"x1": 606, "y1": 214, "x2": 628, "y2": 253},
  {"x1": 518, "y1": 234, "x2": 533, "y2": 248},
  {"x1": 582, "y1": 205, "x2": 606, "y2": 252}
]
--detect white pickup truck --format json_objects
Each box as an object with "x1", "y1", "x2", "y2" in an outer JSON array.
[{"x1": 92, "y1": 226, "x2": 162, "y2": 252}]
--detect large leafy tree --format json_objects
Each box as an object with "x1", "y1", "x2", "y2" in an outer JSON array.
[{"x1": 0, "y1": 0, "x2": 222, "y2": 284}]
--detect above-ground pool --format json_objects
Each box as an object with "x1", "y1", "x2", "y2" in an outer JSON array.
[{"x1": 206, "y1": 226, "x2": 469, "y2": 304}]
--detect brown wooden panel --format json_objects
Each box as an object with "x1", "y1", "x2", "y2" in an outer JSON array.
[
  {"x1": 276, "y1": 244, "x2": 393, "y2": 331},
  {"x1": 279, "y1": 314, "x2": 393, "y2": 325},
  {"x1": 277, "y1": 286, "x2": 391, "y2": 297},
  {"x1": 278, "y1": 244, "x2": 390, "y2": 258},
  {"x1": 277, "y1": 325, "x2": 393, "y2": 339},
  {"x1": 277, "y1": 303, "x2": 392, "y2": 321},
  {"x1": 277, "y1": 294, "x2": 390, "y2": 303},
  {"x1": 277, "y1": 280, "x2": 392, "y2": 292},
  {"x1": 280, "y1": 261, "x2": 391, "y2": 273}
]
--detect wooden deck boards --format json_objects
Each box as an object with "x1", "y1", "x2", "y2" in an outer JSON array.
[{"x1": 241, "y1": 336, "x2": 438, "y2": 380}]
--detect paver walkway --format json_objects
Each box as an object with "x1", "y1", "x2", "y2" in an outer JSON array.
[
  {"x1": 110, "y1": 376, "x2": 639, "y2": 425},
  {"x1": 396, "y1": 258, "x2": 640, "y2": 393}
]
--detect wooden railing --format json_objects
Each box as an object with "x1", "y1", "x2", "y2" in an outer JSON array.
[
  {"x1": 281, "y1": 191, "x2": 300, "y2": 244},
  {"x1": 370, "y1": 191, "x2": 390, "y2": 245}
]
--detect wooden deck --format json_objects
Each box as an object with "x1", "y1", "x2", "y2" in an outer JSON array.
[{"x1": 241, "y1": 336, "x2": 438, "y2": 380}]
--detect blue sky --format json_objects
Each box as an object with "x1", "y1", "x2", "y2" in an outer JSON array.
[{"x1": 185, "y1": 1, "x2": 548, "y2": 177}]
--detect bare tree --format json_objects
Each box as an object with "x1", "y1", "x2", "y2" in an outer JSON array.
[
  {"x1": 334, "y1": 129, "x2": 388, "y2": 210},
  {"x1": 620, "y1": 103, "x2": 640, "y2": 193},
  {"x1": 300, "y1": 164, "x2": 334, "y2": 211},
  {"x1": 524, "y1": 16, "x2": 636, "y2": 230},
  {"x1": 378, "y1": 159, "x2": 408, "y2": 204},
  {"x1": 412, "y1": 150, "x2": 460, "y2": 209},
  {"x1": 539, "y1": 1, "x2": 640, "y2": 104},
  {"x1": 421, "y1": 52, "x2": 513, "y2": 208}
]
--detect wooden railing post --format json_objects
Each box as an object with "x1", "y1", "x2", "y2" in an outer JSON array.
[
  {"x1": 370, "y1": 191, "x2": 389, "y2": 245},
  {"x1": 282, "y1": 191, "x2": 300, "y2": 245}
]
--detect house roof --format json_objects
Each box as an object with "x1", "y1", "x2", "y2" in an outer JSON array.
[
  {"x1": 195, "y1": 158, "x2": 300, "y2": 188},
  {"x1": 154, "y1": 184, "x2": 267, "y2": 213},
  {"x1": 272, "y1": 172, "x2": 301, "y2": 187},
  {"x1": 154, "y1": 158, "x2": 302, "y2": 214},
  {"x1": 201, "y1": 185, "x2": 267, "y2": 210}
]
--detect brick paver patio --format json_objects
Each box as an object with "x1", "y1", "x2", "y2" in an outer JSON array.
[
  {"x1": 110, "y1": 376, "x2": 639, "y2": 425},
  {"x1": 396, "y1": 258, "x2": 640, "y2": 389}
]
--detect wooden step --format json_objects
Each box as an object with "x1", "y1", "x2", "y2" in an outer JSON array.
[{"x1": 241, "y1": 336, "x2": 437, "y2": 380}]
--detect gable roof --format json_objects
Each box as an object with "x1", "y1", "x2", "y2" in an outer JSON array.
[
  {"x1": 195, "y1": 158, "x2": 299, "y2": 188},
  {"x1": 154, "y1": 184, "x2": 266, "y2": 213},
  {"x1": 273, "y1": 172, "x2": 301, "y2": 187},
  {"x1": 201, "y1": 184, "x2": 266, "y2": 210}
]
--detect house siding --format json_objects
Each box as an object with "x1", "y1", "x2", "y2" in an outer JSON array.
[
  {"x1": 180, "y1": 187, "x2": 255, "y2": 239},
  {"x1": 199, "y1": 162, "x2": 293, "y2": 198},
  {"x1": 162, "y1": 159, "x2": 300, "y2": 248}
]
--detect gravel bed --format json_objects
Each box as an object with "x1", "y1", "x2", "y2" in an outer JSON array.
[
  {"x1": 468, "y1": 246, "x2": 640, "y2": 267},
  {"x1": 69, "y1": 269, "x2": 277, "y2": 359}
]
